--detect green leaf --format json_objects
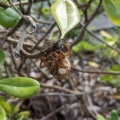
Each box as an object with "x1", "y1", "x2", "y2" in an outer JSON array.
[
  {"x1": 100, "y1": 75, "x2": 113, "y2": 83},
  {"x1": 72, "y1": 41, "x2": 99, "y2": 52},
  {"x1": 110, "y1": 110, "x2": 118, "y2": 120},
  {"x1": 16, "y1": 111, "x2": 30, "y2": 119},
  {"x1": 0, "y1": 7, "x2": 20, "y2": 28},
  {"x1": 0, "y1": 96, "x2": 11, "y2": 114},
  {"x1": 50, "y1": 0, "x2": 80, "y2": 38},
  {"x1": 0, "y1": 105, "x2": 6, "y2": 120},
  {"x1": 0, "y1": 50, "x2": 6, "y2": 67},
  {"x1": 112, "y1": 65, "x2": 120, "y2": 71},
  {"x1": 103, "y1": 0, "x2": 120, "y2": 26},
  {"x1": 96, "y1": 114, "x2": 105, "y2": 120},
  {"x1": 13, "y1": 106, "x2": 20, "y2": 114},
  {"x1": 0, "y1": 77, "x2": 40, "y2": 98},
  {"x1": 111, "y1": 0, "x2": 120, "y2": 10},
  {"x1": 17, "y1": 115, "x2": 24, "y2": 120}
]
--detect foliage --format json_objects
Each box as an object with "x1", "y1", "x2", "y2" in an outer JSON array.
[
  {"x1": 96, "y1": 110, "x2": 118, "y2": 120},
  {"x1": 111, "y1": 0, "x2": 120, "y2": 10},
  {"x1": 72, "y1": 40, "x2": 100, "y2": 52},
  {"x1": 110, "y1": 110, "x2": 118, "y2": 120},
  {"x1": 0, "y1": 75, "x2": 40, "y2": 119},
  {"x1": 0, "y1": 96, "x2": 11, "y2": 114},
  {"x1": 0, "y1": 96, "x2": 30, "y2": 120},
  {"x1": 96, "y1": 114, "x2": 105, "y2": 120},
  {"x1": 0, "y1": 7, "x2": 20, "y2": 28},
  {"x1": 100, "y1": 64, "x2": 120, "y2": 88},
  {"x1": 0, "y1": 105, "x2": 6, "y2": 120},
  {"x1": 0, "y1": 77, "x2": 40, "y2": 98},
  {"x1": 103, "y1": 0, "x2": 120, "y2": 26},
  {"x1": 50, "y1": 0, "x2": 80, "y2": 38}
]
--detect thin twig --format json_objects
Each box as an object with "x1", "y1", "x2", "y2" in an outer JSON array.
[
  {"x1": 21, "y1": 48, "x2": 40, "y2": 58},
  {"x1": 31, "y1": 22, "x2": 56, "y2": 51},
  {"x1": 26, "y1": 0, "x2": 32, "y2": 15},
  {"x1": 17, "y1": 0, "x2": 25, "y2": 14},
  {"x1": 72, "y1": 66, "x2": 120, "y2": 75},
  {"x1": 35, "y1": 92, "x2": 92, "y2": 97},
  {"x1": 41, "y1": 83, "x2": 78, "y2": 94},
  {"x1": 6, "y1": 37, "x2": 37, "y2": 47},
  {"x1": 40, "y1": 106, "x2": 64, "y2": 120},
  {"x1": 9, "y1": 45, "x2": 19, "y2": 70},
  {"x1": 4, "y1": 62, "x2": 11, "y2": 77},
  {"x1": 0, "y1": 19, "x2": 23, "y2": 48},
  {"x1": 13, "y1": 0, "x2": 47, "y2": 6}
]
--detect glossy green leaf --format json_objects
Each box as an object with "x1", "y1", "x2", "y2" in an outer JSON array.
[
  {"x1": 0, "y1": 77, "x2": 40, "y2": 98},
  {"x1": 0, "y1": 7, "x2": 20, "y2": 28},
  {"x1": 16, "y1": 111, "x2": 30, "y2": 119},
  {"x1": 103, "y1": 0, "x2": 120, "y2": 26},
  {"x1": 0, "y1": 96, "x2": 11, "y2": 114},
  {"x1": 110, "y1": 110, "x2": 118, "y2": 120},
  {"x1": 0, "y1": 105, "x2": 6, "y2": 120},
  {"x1": 0, "y1": 50, "x2": 6, "y2": 67},
  {"x1": 96, "y1": 114, "x2": 105, "y2": 120},
  {"x1": 50, "y1": 0, "x2": 80, "y2": 38},
  {"x1": 111, "y1": 0, "x2": 120, "y2": 10}
]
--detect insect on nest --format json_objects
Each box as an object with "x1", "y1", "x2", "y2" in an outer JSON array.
[{"x1": 40, "y1": 41, "x2": 71, "y2": 79}]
